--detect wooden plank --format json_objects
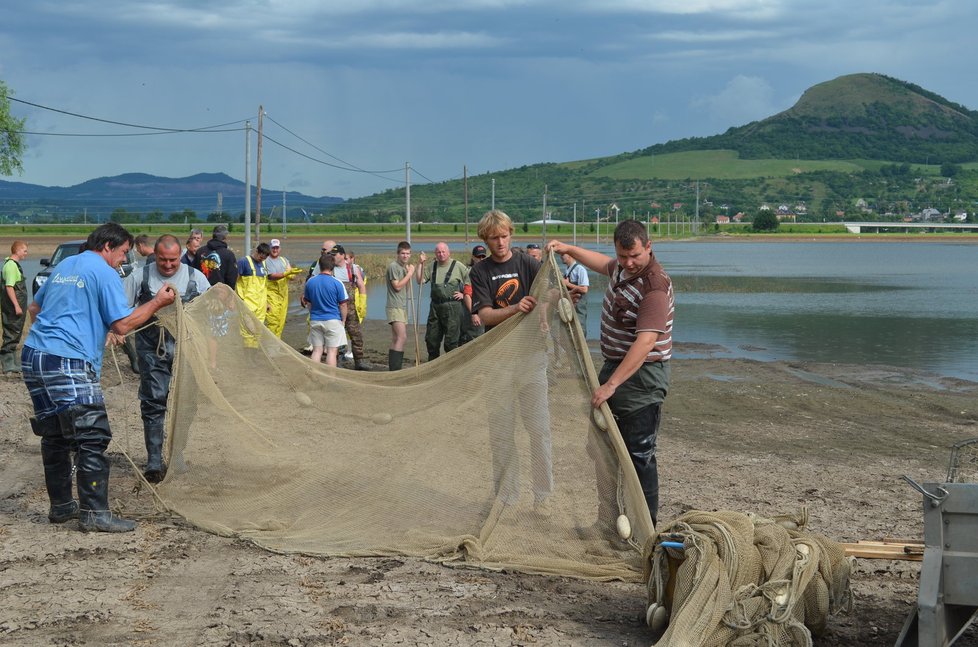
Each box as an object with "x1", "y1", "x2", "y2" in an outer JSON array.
[{"x1": 842, "y1": 542, "x2": 923, "y2": 561}]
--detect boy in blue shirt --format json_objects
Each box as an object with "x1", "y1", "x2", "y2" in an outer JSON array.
[{"x1": 301, "y1": 253, "x2": 348, "y2": 366}]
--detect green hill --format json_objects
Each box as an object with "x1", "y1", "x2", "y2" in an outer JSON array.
[
  {"x1": 329, "y1": 73, "x2": 978, "y2": 223},
  {"x1": 641, "y1": 73, "x2": 978, "y2": 164}
]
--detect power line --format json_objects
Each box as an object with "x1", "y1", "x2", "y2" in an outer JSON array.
[
  {"x1": 262, "y1": 114, "x2": 400, "y2": 175},
  {"x1": 259, "y1": 131, "x2": 403, "y2": 184},
  {"x1": 14, "y1": 128, "x2": 244, "y2": 137},
  {"x1": 6, "y1": 95, "x2": 250, "y2": 133}
]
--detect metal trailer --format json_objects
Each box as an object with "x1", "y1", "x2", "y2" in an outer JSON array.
[{"x1": 895, "y1": 438, "x2": 978, "y2": 647}]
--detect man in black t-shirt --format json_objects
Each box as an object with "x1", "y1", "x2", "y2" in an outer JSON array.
[{"x1": 469, "y1": 210, "x2": 553, "y2": 516}]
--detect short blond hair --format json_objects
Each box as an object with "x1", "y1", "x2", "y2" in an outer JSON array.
[
  {"x1": 10, "y1": 240, "x2": 27, "y2": 254},
  {"x1": 477, "y1": 209, "x2": 514, "y2": 241}
]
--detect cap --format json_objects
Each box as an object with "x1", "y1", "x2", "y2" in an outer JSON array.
[
  {"x1": 472, "y1": 244, "x2": 487, "y2": 257},
  {"x1": 526, "y1": 243, "x2": 541, "y2": 250},
  {"x1": 269, "y1": 238, "x2": 281, "y2": 247},
  {"x1": 329, "y1": 244, "x2": 346, "y2": 255}
]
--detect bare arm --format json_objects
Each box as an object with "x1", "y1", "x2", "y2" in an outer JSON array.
[
  {"x1": 340, "y1": 300, "x2": 348, "y2": 325},
  {"x1": 477, "y1": 295, "x2": 537, "y2": 328},
  {"x1": 546, "y1": 240, "x2": 612, "y2": 276},
  {"x1": 591, "y1": 330, "x2": 660, "y2": 408},
  {"x1": 391, "y1": 264, "x2": 415, "y2": 292},
  {"x1": 28, "y1": 301, "x2": 40, "y2": 321},
  {"x1": 109, "y1": 285, "x2": 177, "y2": 336}
]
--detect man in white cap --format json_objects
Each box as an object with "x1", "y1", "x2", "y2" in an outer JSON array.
[{"x1": 264, "y1": 238, "x2": 293, "y2": 338}]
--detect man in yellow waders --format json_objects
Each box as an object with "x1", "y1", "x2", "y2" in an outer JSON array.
[
  {"x1": 236, "y1": 242, "x2": 271, "y2": 349},
  {"x1": 264, "y1": 238, "x2": 297, "y2": 338}
]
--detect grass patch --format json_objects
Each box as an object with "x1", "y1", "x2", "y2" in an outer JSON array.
[{"x1": 592, "y1": 150, "x2": 871, "y2": 180}]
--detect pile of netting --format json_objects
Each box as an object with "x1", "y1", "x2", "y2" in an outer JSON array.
[
  {"x1": 154, "y1": 256, "x2": 655, "y2": 581},
  {"x1": 644, "y1": 508, "x2": 852, "y2": 646}
]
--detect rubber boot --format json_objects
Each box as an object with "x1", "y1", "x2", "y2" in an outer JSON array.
[
  {"x1": 388, "y1": 349, "x2": 404, "y2": 371},
  {"x1": 40, "y1": 426, "x2": 79, "y2": 523},
  {"x1": 143, "y1": 424, "x2": 167, "y2": 484},
  {"x1": 0, "y1": 352, "x2": 16, "y2": 373},
  {"x1": 60, "y1": 404, "x2": 137, "y2": 533},
  {"x1": 354, "y1": 358, "x2": 371, "y2": 371},
  {"x1": 77, "y1": 470, "x2": 136, "y2": 532}
]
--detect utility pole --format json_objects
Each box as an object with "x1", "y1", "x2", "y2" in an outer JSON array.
[
  {"x1": 405, "y1": 162, "x2": 412, "y2": 245},
  {"x1": 542, "y1": 184, "x2": 548, "y2": 244},
  {"x1": 244, "y1": 120, "x2": 252, "y2": 253},
  {"x1": 463, "y1": 165, "x2": 469, "y2": 243},
  {"x1": 595, "y1": 208, "x2": 600, "y2": 244},
  {"x1": 491, "y1": 178, "x2": 495, "y2": 210},
  {"x1": 255, "y1": 106, "x2": 263, "y2": 243},
  {"x1": 695, "y1": 180, "x2": 700, "y2": 234},
  {"x1": 282, "y1": 190, "x2": 286, "y2": 237},
  {"x1": 572, "y1": 202, "x2": 577, "y2": 245}
]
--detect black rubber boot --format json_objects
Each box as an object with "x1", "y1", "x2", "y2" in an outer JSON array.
[
  {"x1": 354, "y1": 358, "x2": 371, "y2": 371},
  {"x1": 60, "y1": 404, "x2": 137, "y2": 533},
  {"x1": 40, "y1": 426, "x2": 79, "y2": 523},
  {"x1": 77, "y1": 470, "x2": 136, "y2": 532},
  {"x1": 143, "y1": 424, "x2": 167, "y2": 484},
  {"x1": 388, "y1": 350, "x2": 404, "y2": 371}
]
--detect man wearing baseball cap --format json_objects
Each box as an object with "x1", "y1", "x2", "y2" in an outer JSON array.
[
  {"x1": 459, "y1": 245, "x2": 487, "y2": 345},
  {"x1": 264, "y1": 239, "x2": 293, "y2": 338}
]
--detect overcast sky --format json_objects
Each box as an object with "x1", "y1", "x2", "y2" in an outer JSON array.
[{"x1": 2, "y1": 0, "x2": 976, "y2": 200}]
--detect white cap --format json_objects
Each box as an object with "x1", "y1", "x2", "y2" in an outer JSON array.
[{"x1": 270, "y1": 239, "x2": 281, "y2": 247}]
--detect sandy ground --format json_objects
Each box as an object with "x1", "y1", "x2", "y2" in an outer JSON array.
[{"x1": 2, "y1": 314, "x2": 978, "y2": 646}]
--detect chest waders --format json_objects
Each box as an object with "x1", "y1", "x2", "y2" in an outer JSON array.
[
  {"x1": 265, "y1": 256, "x2": 290, "y2": 338},
  {"x1": 135, "y1": 264, "x2": 200, "y2": 483},
  {"x1": 236, "y1": 255, "x2": 268, "y2": 349},
  {"x1": 0, "y1": 257, "x2": 27, "y2": 371},
  {"x1": 425, "y1": 260, "x2": 463, "y2": 361}
]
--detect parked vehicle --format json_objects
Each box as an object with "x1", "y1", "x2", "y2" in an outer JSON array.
[{"x1": 32, "y1": 240, "x2": 137, "y2": 298}]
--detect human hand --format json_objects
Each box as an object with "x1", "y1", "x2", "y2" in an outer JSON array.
[
  {"x1": 14, "y1": 305, "x2": 22, "y2": 316},
  {"x1": 472, "y1": 314, "x2": 481, "y2": 326},
  {"x1": 106, "y1": 332, "x2": 126, "y2": 347},
  {"x1": 546, "y1": 240, "x2": 568, "y2": 255},
  {"x1": 591, "y1": 382, "x2": 616, "y2": 409},
  {"x1": 156, "y1": 284, "x2": 177, "y2": 307},
  {"x1": 418, "y1": 252, "x2": 427, "y2": 264},
  {"x1": 452, "y1": 291, "x2": 464, "y2": 301},
  {"x1": 405, "y1": 264, "x2": 415, "y2": 275},
  {"x1": 568, "y1": 284, "x2": 586, "y2": 304},
  {"x1": 516, "y1": 295, "x2": 537, "y2": 314}
]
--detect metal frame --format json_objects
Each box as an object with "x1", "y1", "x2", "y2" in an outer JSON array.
[{"x1": 895, "y1": 481, "x2": 978, "y2": 646}]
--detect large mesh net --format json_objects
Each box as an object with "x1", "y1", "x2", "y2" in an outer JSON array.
[{"x1": 154, "y1": 256, "x2": 655, "y2": 581}]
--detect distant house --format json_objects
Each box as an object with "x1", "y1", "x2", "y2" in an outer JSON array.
[
  {"x1": 715, "y1": 215, "x2": 730, "y2": 225},
  {"x1": 759, "y1": 204, "x2": 771, "y2": 211},
  {"x1": 795, "y1": 203, "x2": 808, "y2": 215},
  {"x1": 919, "y1": 207, "x2": 942, "y2": 221},
  {"x1": 650, "y1": 202, "x2": 661, "y2": 210},
  {"x1": 835, "y1": 210, "x2": 846, "y2": 218},
  {"x1": 650, "y1": 216, "x2": 660, "y2": 224},
  {"x1": 855, "y1": 198, "x2": 868, "y2": 209},
  {"x1": 672, "y1": 202, "x2": 683, "y2": 211},
  {"x1": 953, "y1": 211, "x2": 968, "y2": 222},
  {"x1": 777, "y1": 204, "x2": 790, "y2": 215},
  {"x1": 732, "y1": 212, "x2": 745, "y2": 223}
]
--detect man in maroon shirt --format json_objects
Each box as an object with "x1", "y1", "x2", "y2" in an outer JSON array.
[{"x1": 547, "y1": 220, "x2": 674, "y2": 525}]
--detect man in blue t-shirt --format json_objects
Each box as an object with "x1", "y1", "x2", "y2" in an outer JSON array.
[
  {"x1": 23, "y1": 223, "x2": 176, "y2": 533},
  {"x1": 301, "y1": 253, "x2": 348, "y2": 367}
]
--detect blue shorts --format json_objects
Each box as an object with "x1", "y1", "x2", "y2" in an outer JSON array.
[{"x1": 21, "y1": 346, "x2": 104, "y2": 419}]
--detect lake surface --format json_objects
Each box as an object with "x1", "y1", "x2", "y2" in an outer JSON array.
[{"x1": 21, "y1": 240, "x2": 978, "y2": 381}]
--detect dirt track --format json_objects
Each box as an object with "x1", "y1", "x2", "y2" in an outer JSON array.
[{"x1": 2, "y1": 318, "x2": 977, "y2": 646}]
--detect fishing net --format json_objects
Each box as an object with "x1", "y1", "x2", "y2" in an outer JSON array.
[
  {"x1": 153, "y1": 255, "x2": 655, "y2": 581},
  {"x1": 645, "y1": 508, "x2": 852, "y2": 646}
]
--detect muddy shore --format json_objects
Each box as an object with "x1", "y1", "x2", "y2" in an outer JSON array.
[{"x1": 1, "y1": 306, "x2": 977, "y2": 645}]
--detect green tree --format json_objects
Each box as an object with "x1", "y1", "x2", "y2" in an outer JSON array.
[
  {"x1": 752, "y1": 210, "x2": 780, "y2": 232},
  {"x1": 0, "y1": 80, "x2": 27, "y2": 176},
  {"x1": 940, "y1": 162, "x2": 961, "y2": 178}
]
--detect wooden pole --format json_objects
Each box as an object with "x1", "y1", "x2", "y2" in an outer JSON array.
[{"x1": 255, "y1": 105, "x2": 263, "y2": 243}]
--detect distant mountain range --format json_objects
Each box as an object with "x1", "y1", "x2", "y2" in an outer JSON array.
[
  {"x1": 0, "y1": 172, "x2": 344, "y2": 222},
  {"x1": 3, "y1": 73, "x2": 975, "y2": 224}
]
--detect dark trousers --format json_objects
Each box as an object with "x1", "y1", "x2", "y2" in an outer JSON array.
[
  {"x1": 136, "y1": 327, "x2": 174, "y2": 470},
  {"x1": 0, "y1": 293, "x2": 26, "y2": 355},
  {"x1": 614, "y1": 402, "x2": 662, "y2": 522},
  {"x1": 425, "y1": 300, "x2": 462, "y2": 360}
]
